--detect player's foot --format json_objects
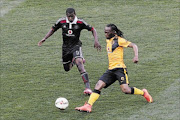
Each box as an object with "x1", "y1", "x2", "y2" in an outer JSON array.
[
  {"x1": 142, "y1": 89, "x2": 153, "y2": 103},
  {"x1": 84, "y1": 88, "x2": 92, "y2": 95},
  {"x1": 75, "y1": 102, "x2": 92, "y2": 113}
]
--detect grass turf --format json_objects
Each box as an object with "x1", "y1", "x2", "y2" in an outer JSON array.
[{"x1": 0, "y1": 0, "x2": 179, "y2": 120}]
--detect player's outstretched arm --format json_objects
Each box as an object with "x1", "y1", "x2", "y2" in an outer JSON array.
[
  {"x1": 128, "y1": 43, "x2": 138, "y2": 63},
  {"x1": 38, "y1": 29, "x2": 54, "y2": 46},
  {"x1": 92, "y1": 28, "x2": 101, "y2": 51}
]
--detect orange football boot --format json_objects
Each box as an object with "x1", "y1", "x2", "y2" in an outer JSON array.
[
  {"x1": 142, "y1": 89, "x2": 153, "y2": 103},
  {"x1": 75, "y1": 102, "x2": 92, "y2": 113}
]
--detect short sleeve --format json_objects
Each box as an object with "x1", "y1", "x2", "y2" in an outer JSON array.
[
  {"x1": 81, "y1": 20, "x2": 93, "y2": 31},
  {"x1": 52, "y1": 18, "x2": 63, "y2": 32},
  {"x1": 118, "y1": 37, "x2": 131, "y2": 47}
]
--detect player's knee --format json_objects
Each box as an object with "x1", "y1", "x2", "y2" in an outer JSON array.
[
  {"x1": 63, "y1": 65, "x2": 70, "y2": 72},
  {"x1": 75, "y1": 58, "x2": 83, "y2": 66},
  {"x1": 64, "y1": 68, "x2": 70, "y2": 72},
  {"x1": 121, "y1": 87, "x2": 131, "y2": 94},
  {"x1": 64, "y1": 67, "x2": 70, "y2": 72},
  {"x1": 95, "y1": 80, "x2": 106, "y2": 90}
]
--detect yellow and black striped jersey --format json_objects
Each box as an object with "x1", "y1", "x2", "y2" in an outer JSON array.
[{"x1": 106, "y1": 36, "x2": 131, "y2": 70}]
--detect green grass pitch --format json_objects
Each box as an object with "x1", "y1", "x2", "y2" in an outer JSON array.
[{"x1": 0, "y1": 0, "x2": 179, "y2": 120}]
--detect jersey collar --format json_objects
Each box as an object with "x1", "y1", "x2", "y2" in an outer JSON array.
[{"x1": 66, "y1": 16, "x2": 78, "y2": 24}]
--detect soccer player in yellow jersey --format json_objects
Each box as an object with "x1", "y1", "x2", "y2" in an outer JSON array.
[{"x1": 75, "y1": 24, "x2": 153, "y2": 112}]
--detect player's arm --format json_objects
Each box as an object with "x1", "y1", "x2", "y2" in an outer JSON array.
[
  {"x1": 91, "y1": 28, "x2": 101, "y2": 51},
  {"x1": 128, "y1": 43, "x2": 138, "y2": 63},
  {"x1": 38, "y1": 29, "x2": 55, "y2": 46},
  {"x1": 38, "y1": 18, "x2": 62, "y2": 46}
]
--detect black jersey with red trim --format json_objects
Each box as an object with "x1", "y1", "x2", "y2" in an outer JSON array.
[{"x1": 52, "y1": 16, "x2": 93, "y2": 54}]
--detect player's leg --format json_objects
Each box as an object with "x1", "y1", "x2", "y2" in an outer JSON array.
[
  {"x1": 120, "y1": 84, "x2": 144, "y2": 95},
  {"x1": 73, "y1": 47, "x2": 92, "y2": 95},
  {"x1": 120, "y1": 84, "x2": 153, "y2": 103},
  {"x1": 117, "y1": 68, "x2": 153, "y2": 102},
  {"x1": 75, "y1": 80, "x2": 106, "y2": 112},
  {"x1": 87, "y1": 80, "x2": 105, "y2": 105},
  {"x1": 62, "y1": 54, "x2": 74, "y2": 72},
  {"x1": 88, "y1": 70, "x2": 116, "y2": 106},
  {"x1": 75, "y1": 70, "x2": 116, "y2": 112},
  {"x1": 115, "y1": 68, "x2": 143, "y2": 94},
  {"x1": 63, "y1": 61, "x2": 74, "y2": 72},
  {"x1": 75, "y1": 57, "x2": 92, "y2": 95}
]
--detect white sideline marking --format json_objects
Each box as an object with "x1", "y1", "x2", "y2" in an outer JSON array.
[
  {"x1": 127, "y1": 79, "x2": 180, "y2": 120},
  {"x1": 0, "y1": 0, "x2": 25, "y2": 17}
]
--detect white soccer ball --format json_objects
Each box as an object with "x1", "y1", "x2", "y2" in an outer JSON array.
[{"x1": 55, "y1": 97, "x2": 69, "y2": 110}]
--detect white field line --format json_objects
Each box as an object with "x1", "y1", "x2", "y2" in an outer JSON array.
[
  {"x1": 127, "y1": 79, "x2": 180, "y2": 120},
  {"x1": 0, "y1": 0, "x2": 25, "y2": 17}
]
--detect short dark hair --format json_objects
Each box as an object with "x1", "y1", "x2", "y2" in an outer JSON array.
[
  {"x1": 66, "y1": 8, "x2": 76, "y2": 14},
  {"x1": 106, "y1": 24, "x2": 124, "y2": 38}
]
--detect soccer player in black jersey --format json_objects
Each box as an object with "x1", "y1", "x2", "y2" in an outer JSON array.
[{"x1": 38, "y1": 8, "x2": 101, "y2": 95}]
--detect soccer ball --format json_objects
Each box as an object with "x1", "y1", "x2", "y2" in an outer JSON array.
[{"x1": 55, "y1": 97, "x2": 69, "y2": 110}]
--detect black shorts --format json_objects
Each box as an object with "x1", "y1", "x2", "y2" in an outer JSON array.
[
  {"x1": 62, "y1": 46, "x2": 84, "y2": 65},
  {"x1": 99, "y1": 68, "x2": 129, "y2": 88}
]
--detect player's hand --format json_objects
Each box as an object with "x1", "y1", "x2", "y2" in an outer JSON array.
[
  {"x1": 38, "y1": 39, "x2": 46, "y2": 46},
  {"x1": 94, "y1": 41, "x2": 101, "y2": 51},
  {"x1": 133, "y1": 56, "x2": 138, "y2": 63}
]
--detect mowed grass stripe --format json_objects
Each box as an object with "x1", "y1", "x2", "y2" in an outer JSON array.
[
  {"x1": 127, "y1": 79, "x2": 180, "y2": 120},
  {"x1": 0, "y1": 0, "x2": 26, "y2": 17}
]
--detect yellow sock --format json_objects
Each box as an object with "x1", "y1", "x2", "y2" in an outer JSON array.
[
  {"x1": 133, "y1": 87, "x2": 144, "y2": 95},
  {"x1": 88, "y1": 92, "x2": 100, "y2": 106}
]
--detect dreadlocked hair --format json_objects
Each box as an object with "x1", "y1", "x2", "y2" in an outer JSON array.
[{"x1": 106, "y1": 24, "x2": 124, "y2": 38}]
